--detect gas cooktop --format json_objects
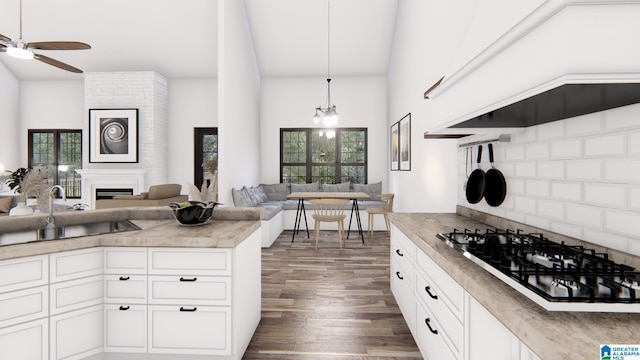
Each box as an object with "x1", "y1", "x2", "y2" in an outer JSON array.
[{"x1": 437, "y1": 228, "x2": 640, "y2": 312}]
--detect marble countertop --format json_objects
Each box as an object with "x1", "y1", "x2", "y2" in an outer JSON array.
[
  {"x1": 0, "y1": 206, "x2": 262, "y2": 261},
  {"x1": 389, "y1": 212, "x2": 640, "y2": 360}
]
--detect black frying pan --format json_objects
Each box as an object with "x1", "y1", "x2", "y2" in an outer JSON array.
[
  {"x1": 484, "y1": 143, "x2": 507, "y2": 207},
  {"x1": 465, "y1": 145, "x2": 485, "y2": 204}
]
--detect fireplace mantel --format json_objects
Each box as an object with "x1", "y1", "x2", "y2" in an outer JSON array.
[{"x1": 75, "y1": 169, "x2": 147, "y2": 209}]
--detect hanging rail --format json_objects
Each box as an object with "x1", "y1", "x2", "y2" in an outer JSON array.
[{"x1": 458, "y1": 134, "x2": 511, "y2": 148}]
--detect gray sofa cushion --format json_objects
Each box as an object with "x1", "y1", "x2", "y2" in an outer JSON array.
[
  {"x1": 260, "y1": 183, "x2": 288, "y2": 201},
  {"x1": 282, "y1": 199, "x2": 303, "y2": 210},
  {"x1": 258, "y1": 202, "x2": 284, "y2": 220},
  {"x1": 231, "y1": 186, "x2": 254, "y2": 207},
  {"x1": 246, "y1": 186, "x2": 266, "y2": 206},
  {"x1": 291, "y1": 182, "x2": 319, "y2": 192},
  {"x1": 322, "y1": 182, "x2": 350, "y2": 192},
  {"x1": 353, "y1": 182, "x2": 382, "y2": 200}
]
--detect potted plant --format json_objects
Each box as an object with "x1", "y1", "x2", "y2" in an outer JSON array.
[{"x1": 5, "y1": 167, "x2": 49, "y2": 215}]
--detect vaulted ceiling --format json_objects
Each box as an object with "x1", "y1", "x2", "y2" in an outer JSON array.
[{"x1": 0, "y1": 0, "x2": 398, "y2": 81}]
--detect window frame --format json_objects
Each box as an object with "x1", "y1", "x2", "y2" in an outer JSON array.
[
  {"x1": 280, "y1": 127, "x2": 368, "y2": 185},
  {"x1": 194, "y1": 127, "x2": 218, "y2": 189}
]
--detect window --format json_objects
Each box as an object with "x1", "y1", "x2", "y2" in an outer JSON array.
[
  {"x1": 281, "y1": 128, "x2": 367, "y2": 185},
  {"x1": 28, "y1": 129, "x2": 82, "y2": 198},
  {"x1": 194, "y1": 128, "x2": 218, "y2": 189}
]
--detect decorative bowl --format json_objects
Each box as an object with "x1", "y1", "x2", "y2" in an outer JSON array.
[{"x1": 168, "y1": 201, "x2": 221, "y2": 226}]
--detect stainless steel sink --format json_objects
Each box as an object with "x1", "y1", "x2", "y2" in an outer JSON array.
[{"x1": 0, "y1": 220, "x2": 141, "y2": 246}]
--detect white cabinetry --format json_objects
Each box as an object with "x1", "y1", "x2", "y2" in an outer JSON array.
[
  {"x1": 390, "y1": 226, "x2": 416, "y2": 335},
  {"x1": 0, "y1": 255, "x2": 49, "y2": 360},
  {"x1": 49, "y1": 248, "x2": 104, "y2": 360}
]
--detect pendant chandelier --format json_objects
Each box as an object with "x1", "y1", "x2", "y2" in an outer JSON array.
[{"x1": 313, "y1": 1, "x2": 338, "y2": 127}]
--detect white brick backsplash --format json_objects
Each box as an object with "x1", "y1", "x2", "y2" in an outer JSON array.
[
  {"x1": 584, "y1": 133, "x2": 626, "y2": 157},
  {"x1": 514, "y1": 162, "x2": 536, "y2": 177},
  {"x1": 566, "y1": 112, "x2": 602, "y2": 137},
  {"x1": 525, "y1": 142, "x2": 549, "y2": 160},
  {"x1": 566, "y1": 204, "x2": 603, "y2": 230},
  {"x1": 629, "y1": 131, "x2": 640, "y2": 155},
  {"x1": 508, "y1": 178, "x2": 525, "y2": 195},
  {"x1": 550, "y1": 221, "x2": 583, "y2": 239},
  {"x1": 504, "y1": 210, "x2": 526, "y2": 224},
  {"x1": 627, "y1": 240, "x2": 640, "y2": 258},
  {"x1": 496, "y1": 162, "x2": 514, "y2": 177},
  {"x1": 605, "y1": 210, "x2": 640, "y2": 238},
  {"x1": 605, "y1": 159, "x2": 640, "y2": 182},
  {"x1": 631, "y1": 186, "x2": 640, "y2": 210},
  {"x1": 604, "y1": 103, "x2": 640, "y2": 131},
  {"x1": 566, "y1": 159, "x2": 602, "y2": 181},
  {"x1": 537, "y1": 161, "x2": 564, "y2": 179},
  {"x1": 551, "y1": 182, "x2": 582, "y2": 201},
  {"x1": 505, "y1": 145, "x2": 525, "y2": 161},
  {"x1": 583, "y1": 228, "x2": 628, "y2": 253},
  {"x1": 512, "y1": 128, "x2": 536, "y2": 143},
  {"x1": 524, "y1": 214, "x2": 550, "y2": 230},
  {"x1": 514, "y1": 196, "x2": 536, "y2": 214},
  {"x1": 525, "y1": 179, "x2": 549, "y2": 198},
  {"x1": 550, "y1": 139, "x2": 582, "y2": 159},
  {"x1": 537, "y1": 199, "x2": 564, "y2": 221},
  {"x1": 536, "y1": 120, "x2": 564, "y2": 140},
  {"x1": 584, "y1": 183, "x2": 627, "y2": 208}
]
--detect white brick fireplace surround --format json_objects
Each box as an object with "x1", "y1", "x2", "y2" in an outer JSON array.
[{"x1": 75, "y1": 169, "x2": 146, "y2": 209}]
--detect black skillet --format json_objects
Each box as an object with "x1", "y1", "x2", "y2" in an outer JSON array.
[
  {"x1": 484, "y1": 143, "x2": 507, "y2": 207},
  {"x1": 465, "y1": 145, "x2": 485, "y2": 204}
]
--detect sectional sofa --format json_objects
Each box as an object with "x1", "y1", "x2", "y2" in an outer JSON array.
[{"x1": 231, "y1": 182, "x2": 385, "y2": 247}]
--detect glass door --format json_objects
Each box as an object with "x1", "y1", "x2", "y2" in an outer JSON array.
[{"x1": 194, "y1": 128, "x2": 218, "y2": 190}]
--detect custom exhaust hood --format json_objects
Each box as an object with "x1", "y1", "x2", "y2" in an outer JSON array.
[{"x1": 425, "y1": 0, "x2": 640, "y2": 136}]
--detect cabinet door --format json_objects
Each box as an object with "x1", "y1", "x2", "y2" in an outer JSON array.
[
  {"x1": 104, "y1": 247, "x2": 147, "y2": 275},
  {"x1": 50, "y1": 248, "x2": 103, "y2": 283},
  {"x1": 50, "y1": 305, "x2": 103, "y2": 360},
  {"x1": 466, "y1": 296, "x2": 519, "y2": 360},
  {"x1": 415, "y1": 300, "x2": 457, "y2": 360},
  {"x1": 0, "y1": 285, "x2": 48, "y2": 328},
  {"x1": 391, "y1": 259, "x2": 415, "y2": 335},
  {"x1": 0, "y1": 255, "x2": 48, "y2": 293},
  {"x1": 50, "y1": 275, "x2": 104, "y2": 315},
  {"x1": 104, "y1": 304, "x2": 147, "y2": 353},
  {"x1": 148, "y1": 305, "x2": 231, "y2": 355},
  {"x1": 148, "y1": 248, "x2": 231, "y2": 276},
  {"x1": 0, "y1": 318, "x2": 48, "y2": 360}
]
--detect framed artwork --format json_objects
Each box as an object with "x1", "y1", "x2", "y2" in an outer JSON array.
[
  {"x1": 89, "y1": 108, "x2": 139, "y2": 163},
  {"x1": 390, "y1": 121, "x2": 399, "y2": 171},
  {"x1": 399, "y1": 113, "x2": 411, "y2": 171}
]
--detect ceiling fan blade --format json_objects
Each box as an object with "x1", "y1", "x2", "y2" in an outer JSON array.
[
  {"x1": 34, "y1": 53, "x2": 83, "y2": 73},
  {"x1": 28, "y1": 41, "x2": 91, "y2": 51},
  {"x1": 0, "y1": 33, "x2": 12, "y2": 43}
]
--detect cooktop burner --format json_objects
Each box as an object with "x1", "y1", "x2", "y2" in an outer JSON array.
[{"x1": 437, "y1": 228, "x2": 640, "y2": 312}]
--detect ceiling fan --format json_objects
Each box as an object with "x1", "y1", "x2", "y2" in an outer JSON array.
[{"x1": 0, "y1": 0, "x2": 91, "y2": 73}]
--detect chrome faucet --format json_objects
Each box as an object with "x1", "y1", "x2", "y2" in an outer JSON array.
[{"x1": 45, "y1": 185, "x2": 66, "y2": 228}]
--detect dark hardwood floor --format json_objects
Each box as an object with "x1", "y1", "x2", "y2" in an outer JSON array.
[{"x1": 243, "y1": 230, "x2": 422, "y2": 359}]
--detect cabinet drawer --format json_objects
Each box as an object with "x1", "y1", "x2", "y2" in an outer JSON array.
[
  {"x1": 416, "y1": 272, "x2": 464, "y2": 358},
  {"x1": 105, "y1": 304, "x2": 147, "y2": 353},
  {"x1": 391, "y1": 225, "x2": 416, "y2": 264},
  {"x1": 416, "y1": 249, "x2": 464, "y2": 321},
  {"x1": 0, "y1": 255, "x2": 48, "y2": 293},
  {"x1": 105, "y1": 275, "x2": 147, "y2": 304},
  {"x1": 148, "y1": 305, "x2": 231, "y2": 355},
  {"x1": 390, "y1": 259, "x2": 414, "y2": 335},
  {"x1": 50, "y1": 248, "x2": 104, "y2": 283},
  {"x1": 0, "y1": 285, "x2": 48, "y2": 328},
  {"x1": 50, "y1": 305, "x2": 103, "y2": 360},
  {"x1": 50, "y1": 275, "x2": 104, "y2": 315},
  {"x1": 148, "y1": 248, "x2": 231, "y2": 276},
  {"x1": 148, "y1": 276, "x2": 231, "y2": 306},
  {"x1": 104, "y1": 247, "x2": 147, "y2": 275},
  {"x1": 0, "y1": 318, "x2": 48, "y2": 360},
  {"x1": 415, "y1": 300, "x2": 458, "y2": 360}
]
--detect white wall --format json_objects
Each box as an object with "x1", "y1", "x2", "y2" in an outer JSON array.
[
  {"x1": 457, "y1": 105, "x2": 640, "y2": 256},
  {"x1": 218, "y1": 0, "x2": 262, "y2": 206},
  {"x1": 167, "y1": 78, "x2": 218, "y2": 188},
  {"x1": 260, "y1": 76, "x2": 388, "y2": 187},
  {"x1": 0, "y1": 63, "x2": 20, "y2": 174}
]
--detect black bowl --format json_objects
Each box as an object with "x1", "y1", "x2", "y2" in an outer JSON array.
[{"x1": 168, "y1": 201, "x2": 220, "y2": 226}]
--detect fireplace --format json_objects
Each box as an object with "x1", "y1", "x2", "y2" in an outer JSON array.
[{"x1": 75, "y1": 169, "x2": 146, "y2": 209}]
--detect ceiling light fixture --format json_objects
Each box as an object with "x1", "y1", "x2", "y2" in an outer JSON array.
[
  {"x1": 313, "y1": 1, "x2": 338, "y2": 127},
  {"x1": 7, "y1": 44, "x2": 33, "y2": 60}
]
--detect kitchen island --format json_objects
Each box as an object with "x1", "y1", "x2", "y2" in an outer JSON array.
[
  {"x1": 0, "y1": 206, "x2": 262, "y2": 360},
  {"x1": 389, "y1": 211, "x2": 640, "y2": 360}
]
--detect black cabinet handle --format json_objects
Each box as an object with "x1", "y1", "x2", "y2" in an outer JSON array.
[
  {"x1": 425, "y1": 318, "x2": 438, "y2": 334},
  {"x1": 119, "y1": 276, "x2": 130, "y2": 281},
  {"x1": 179, "y1": 307, "x2": 197, "y2": 312},
  {"x1": 395, "y1": 271, "x2": 404, "y2": 280},
  {"x1": 425, "y1": 286, "x2": 438, "y2": 300},
  {"x1": 179, "y1": 277, "x2": 197, "y2": 282},
  {"x1": 119, "y1": 305, "x2": 130, "y2": 311},
  {"x1": 395, "y1": 249, "x2": 404, "y2": 256}
]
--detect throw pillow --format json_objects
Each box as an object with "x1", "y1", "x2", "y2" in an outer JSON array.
[
  {"x1": 291, "y1": 182, "x2": 319, "y2": 192},
  {"x1": 322, "y1": 182, "x2": 350, "y2": 192},
  {"x1": 353, "y1": 182, "x2": 382, "y2": 200},
  {"x1": 148, "y1": 184, "x2": 182, "y2": 200},
  {"x1": 231, "y1": 186, "x2": 253, "y2": 207},
  {"x1": 253, "y1": 185, "x2": 268, "y2": 203},
  {"x1": 245, "y1": 186, "x2": 261, "y2": 207},
  {"x1": 260, "y1": 183, "x2": 287, "y2": 201},
  {"x1": 0, "y1": 197, "x2": 13, "y2": 213}
]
